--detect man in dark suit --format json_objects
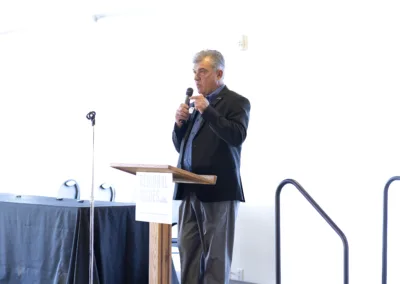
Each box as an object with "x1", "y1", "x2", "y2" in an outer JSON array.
[{"x1": 172, "y1": 49, "x2": 251, "y2": 284}]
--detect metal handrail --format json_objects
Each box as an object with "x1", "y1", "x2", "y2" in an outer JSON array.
[
  {"x1": 382, "y1": 176, "x2": 400, "y2": 284},
  {"x1": 275, "y1": 179, "x2": 349, "y2": 284}
]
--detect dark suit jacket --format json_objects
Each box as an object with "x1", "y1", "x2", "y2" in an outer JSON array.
[{"x1": 172, "y1": 86, "x2": 251, "y2": 202}]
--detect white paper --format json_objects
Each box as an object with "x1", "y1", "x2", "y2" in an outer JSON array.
[{"x1": 135, "y1": 172, "x2": 174, "y2": 224}]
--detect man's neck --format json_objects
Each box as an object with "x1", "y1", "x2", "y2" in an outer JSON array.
[{"x1": 206, "y1": 83, "x2": 224, "y2": 97}]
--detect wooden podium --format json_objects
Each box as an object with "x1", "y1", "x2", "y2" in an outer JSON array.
[{"x1": 110, "y1": 163, "x2": 217, "y2": 284}]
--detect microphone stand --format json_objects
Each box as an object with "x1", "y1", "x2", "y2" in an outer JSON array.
[{"x1": 86, "y1": 111, "x2": 96, "y2": 284}]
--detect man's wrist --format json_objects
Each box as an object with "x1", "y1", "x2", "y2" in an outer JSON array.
[{"x1": 175, "y1": 122, "x2": 184, "y2": 130}]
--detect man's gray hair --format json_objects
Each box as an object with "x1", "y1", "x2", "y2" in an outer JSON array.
[{"x1": 193, "y1": 50, "x2": 225, "y2": 71}]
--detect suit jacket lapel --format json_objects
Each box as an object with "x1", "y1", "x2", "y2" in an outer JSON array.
[
  {"x1": 194, "y1": 92, "x2": 225, "y2": 138},
  {"x1": 178, "y1": 105, "x2": 199, "y2": 165},
  {"x1": 182, "y1": 105, "x2": 197, "y2": 141}
]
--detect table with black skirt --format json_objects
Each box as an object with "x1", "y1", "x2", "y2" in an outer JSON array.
[{"x1": 0, "y1": 193, "x2": 159, "y2": 283}]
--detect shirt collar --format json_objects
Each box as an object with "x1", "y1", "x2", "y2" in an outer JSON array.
[{"x1": 206, "y1": 84, "x2": 225, "y2": 103}]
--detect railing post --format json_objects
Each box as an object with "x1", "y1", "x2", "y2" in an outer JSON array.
[{"x1": 382, "y1": 176, "x2": 400, "y2": 284}]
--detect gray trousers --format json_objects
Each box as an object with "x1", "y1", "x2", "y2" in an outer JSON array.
[{"x1": 177, "y1": 193, "x2": 239, "y2": 284}]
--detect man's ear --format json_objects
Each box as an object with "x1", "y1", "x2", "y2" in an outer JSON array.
[{"x1": 217, "y1": 69, "x2": 223, "y2": 79}]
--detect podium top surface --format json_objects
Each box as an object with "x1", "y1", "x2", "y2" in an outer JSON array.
[{"x1": 110, "y1": 163, "x2": 217, "y2": 185}]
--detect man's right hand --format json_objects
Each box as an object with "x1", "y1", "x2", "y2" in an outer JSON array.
[{"x1": 175, "y1": 103, "x2": 190, "y2": 128}]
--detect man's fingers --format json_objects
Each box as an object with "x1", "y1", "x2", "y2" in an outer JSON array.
[
  {"x1": 175, "y1": 103, "x2": 191, "y2": 125},
  {"x1": 176, "y1": 111, "x2": 189, "y2": 118},
  {"x1": 178, "y1": 109, "x2": 189, "y2": 116},
  {"x1": 176, "y1": 111, "x2": 189, "y2": 120},
  {"x1": 179, "y1": 103, "x2": 189, "y2": 110},
  {"x1": 190, "y1": 95, "x2": 204, "y2": 101}
]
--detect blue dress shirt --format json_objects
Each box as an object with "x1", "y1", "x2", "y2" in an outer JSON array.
[{"x1": 182, "y1": 84, "x2": 225, "y2": 171}]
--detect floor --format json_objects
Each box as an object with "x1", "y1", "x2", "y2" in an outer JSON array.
[
  {"x1": 172, "y1": 246, "x2": 181, "y2": 282},
  {"x1": 172, "y1": 246, "x2": 257, "y2": 284}
]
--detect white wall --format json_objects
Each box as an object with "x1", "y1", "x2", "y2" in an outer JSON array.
[{"x1": 1, "y1": 1, "x2": 400, "y2": 283}]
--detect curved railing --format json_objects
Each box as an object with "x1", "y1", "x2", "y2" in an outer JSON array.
[{"x1": 275, "y1": 178, "x2": 349, "y2": 284}]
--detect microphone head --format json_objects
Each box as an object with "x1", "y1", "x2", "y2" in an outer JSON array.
[
  {"x1": 186, "y1": 87, "x2": 193, "y2": 97},
  {"x1": 86, "y1": 111, "x2": 96, "y2": 120},
  {"x1": 86, "y1": 111, "x2": 96, "y2": 126}
]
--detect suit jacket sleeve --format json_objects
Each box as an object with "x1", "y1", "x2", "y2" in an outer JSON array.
[
  {"x1": 201, "y1": 96, "x2": 251, "y2": 147},
  {"x1": 172, "y1": 123, "x2": 188, "y2": 153}
]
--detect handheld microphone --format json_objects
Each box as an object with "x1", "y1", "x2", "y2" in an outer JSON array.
[
  {"x1": 180, "y1": 87, "x2": 193, "y2": 123},
  {"x1": 185, "y1": 87, "x2": 193, "y2": 105}
]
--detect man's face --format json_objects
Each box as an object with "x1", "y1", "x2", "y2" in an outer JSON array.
[{"x1": 193, "y1": 56, "x2": 223, "y2": 96}]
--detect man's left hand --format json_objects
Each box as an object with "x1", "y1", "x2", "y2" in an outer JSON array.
[{"x1": 191, "y1": 95, "x2": 209, "y2": 114}]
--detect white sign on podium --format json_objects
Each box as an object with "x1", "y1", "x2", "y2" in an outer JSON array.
[{"x1": 135, "y1": 172, "x2": 174, "y2": 224}]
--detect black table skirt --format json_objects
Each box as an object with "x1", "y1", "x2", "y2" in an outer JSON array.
[{"x1": 0, "y1": 194, "x2": 150, "y2": 284}]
